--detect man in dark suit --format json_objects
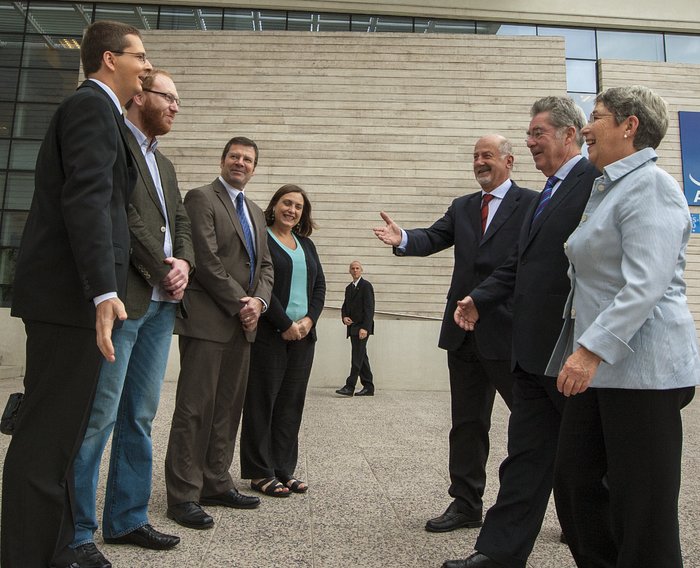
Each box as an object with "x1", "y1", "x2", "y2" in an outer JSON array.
[
  {"x1": 70, "y1": 69, "x2": 194, "y2": 567},
  {"x1": 446, "y1": 97, "x2": 599, "y2": 568},
  {"x1": 335, "y1": 261, "x2": 376, "y2": 396},
  {"x1": 165, "y1": 136, "x2": 274, "y2": 530},
  {"x1": 373, "y1": 134, "x2": 537, "y2": 532},
  {"x1": 2, "y1": 21, "x2": 152, "y2": 568}
]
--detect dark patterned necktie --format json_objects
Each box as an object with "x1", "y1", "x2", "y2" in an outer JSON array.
[
  {"x1": 235, "y1": 192, "x2": 256, "y2": 286},
  {"x1": 532, "y1": 176, "x2": 559, "y2": 221},
  {"x1": 480, "y1": 193, "x2": 494, "y2": 235}
]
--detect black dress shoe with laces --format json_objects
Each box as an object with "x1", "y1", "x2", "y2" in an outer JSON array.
[
  {"x1": 167, "y1": 502, "x2": 214, "y2": 530},
  {"x1": 355, "y1": 387, "x2": 374, "y2": 396},
  {"x1": 426, "y1": 503, "x2": 482, "y2": 532},
  {"x1": 200, "y1": 488, "x2": 260, "y2": 509},
  {"x1": 335, "y1": 385, "x2": 354, "y2": 396},
  {"x1": 104, "y1": 523, "x2": 180, "y2": 550},
  {"x1": 442, "y1": 552, "x2": 506, "y2": 568},
  {"x1": 72, "y1": 542, "x2": 112, "y2": 568}
]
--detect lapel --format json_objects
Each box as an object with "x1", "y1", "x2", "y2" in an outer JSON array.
[
  {"x1": 213, "y1": 178, "x2": 245, "y2": 247},
  {"x1": 480, "y1": 183, "x2": 520, "y2": 246},
  {"x1": 464, "y1": 192, "x2": 482, "y2": 241},
  {"x1": 526, "y1": 158, "x2": 588, "y2": 246},
  {"x1": 79, "y1": 80, "x2": 136, "y2": 198},
  {"x1": 125, "y1": 132, "x2": 166, "y2": 221}
]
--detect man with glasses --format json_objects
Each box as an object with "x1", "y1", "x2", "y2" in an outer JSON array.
[
  {"x1": 68, "y1": 69, "x2": 194, "y2": 568},
  {"x1": 2, "y1": 21, "x2": 151, "y2": 568},
  {"x1": 445, "y1": 97, "x2": 598, "y2": 568},
  {"x1": 164, "y1": 137, "x2": 273, "y2": 530}
]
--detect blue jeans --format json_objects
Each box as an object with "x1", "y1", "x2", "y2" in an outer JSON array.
[{"x1": 72, "y1": 301, "x2": 176, "y2": 545}]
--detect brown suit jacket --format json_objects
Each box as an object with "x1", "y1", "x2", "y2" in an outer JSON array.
[{"x1": 175, "y1": 178, "x2": 273, "y2": 343}]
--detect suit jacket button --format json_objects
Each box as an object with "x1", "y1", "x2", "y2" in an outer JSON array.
[
  {"x1": 571, "y1": 308, "x2": 576, "y2": 317},
  {"x1": 160, "y1": 226, "x2": 166, "y2": 233}
]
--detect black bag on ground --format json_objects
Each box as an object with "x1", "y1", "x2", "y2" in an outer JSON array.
[{"x1": 0, "y1": 392, "x2": 23, "y2": 435}]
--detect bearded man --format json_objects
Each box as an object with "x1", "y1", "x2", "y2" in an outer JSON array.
[{"x1": 70, "y1": 69, "x2": 194, "y2": 568}]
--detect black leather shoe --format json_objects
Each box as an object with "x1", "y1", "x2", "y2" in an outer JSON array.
[
  {"x1": 104, "y1": 523, "x2": 180, "y2": 550},
  {"x1": 167, "y1": 502, "x2": 214, "y2": 530},
  {"x1": 200, "y1": 488, "x2": 260, "y2": 509},
  {"x1": 442, "y1": 552, "x2": 506, "y2": 568},
  {"x1": 426, "y1": 503, "x2": 482, "y2": 532},
  {"x1": 335, "y1": 385, "x2": 354, "y2": 396},
  {"x1": 73, "y1": 543, "x2": 112, "y2": 568},
  {"x1": 355, "y1": 388, "x2": 374, "y2": 396}
]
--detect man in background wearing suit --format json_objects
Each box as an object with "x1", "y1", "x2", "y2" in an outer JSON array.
[
  {"x1": 373, "y1": 134, "x2": 537, "y2": 533},
  {"x1": 2, "y1": 21, "x2": 151, "y2": 568},
  {"x1": 335, "y1": 261, "x2": 376, "y2": 397},
  {"x1": 70, "y1": 69, "x2": 194, "y2": 568},
  {"x1": 446, "y1": 97, "x2": 599, "y2": 568},
  {"x1": 165, "y1": 136, "x2": 273, "y2": 530}
]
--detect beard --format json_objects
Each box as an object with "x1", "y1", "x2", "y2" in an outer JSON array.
[{"x1": 140, "y1": 98, "x2": 171, "y2": 137}]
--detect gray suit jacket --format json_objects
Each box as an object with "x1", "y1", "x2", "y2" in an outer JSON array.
[
  {"x1": 126, "y1": 130, "x2": 194, "y2": 319},
  {"x1": 175, "y1": 179, "x2": 274, "y2": 343},
  {"x1": 546, "y1": 149, "x2": 700, "y2": 389}
]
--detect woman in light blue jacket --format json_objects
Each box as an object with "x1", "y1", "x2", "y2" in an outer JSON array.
[{"x1": 547, "y1": 85, "x2": 699, "y2": 568}]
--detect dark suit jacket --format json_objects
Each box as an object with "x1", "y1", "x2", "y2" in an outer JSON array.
[
  {"x1": 342, "y1": 277, "x2": 374, "y2": 337},
  {"x1": 470, "y1": 158, "x2": 599, "y2": 375},
  {"x1": 264, "y1": 234, "x2": 326, "y2": 341},
  {"x1": 175, "y1": 179, "x2": 274, "y2": 343},
  {"x1": 399, "y1": 182, "x2": 538, "y2": 359},
  {"x1": 125, "y1": 129, "x2": 194, "y2": 319},
  {"x1": 11, "y1": 80, "x2": 135, "y2": 328}
]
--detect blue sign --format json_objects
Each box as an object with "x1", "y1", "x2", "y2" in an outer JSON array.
[
  {"x1": 692, "y1": 213, "x2": 700, "y2": 234},
  {"x1": 679, "y1": 111, "x2": 700, "y2": 205}
]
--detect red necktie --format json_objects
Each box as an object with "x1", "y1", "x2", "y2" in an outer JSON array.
[{"x1": 481, "y1": 193, "x2": 494, "y2": 235}]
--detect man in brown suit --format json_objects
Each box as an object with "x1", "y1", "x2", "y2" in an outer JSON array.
[{"x1": 165, "y1": 136, "x2": 274, "y2": 530}]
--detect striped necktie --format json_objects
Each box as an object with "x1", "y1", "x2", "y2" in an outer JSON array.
[
  {"x1": 532, "y1": 175, "x2": 559, "y2": 221},
  {"x1": 480, "y1": 193, "x2": 494, "y2": 235},
  {"x1": 235, "y1": 192, "x2": 256, "y2": 287}
]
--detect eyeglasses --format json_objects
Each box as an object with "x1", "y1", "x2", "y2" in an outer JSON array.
[
  {"x1": 111, "y1": 50, "x2": 148, "y2": 64},
  {"x1": 588, "y1": 112, "x2": 614, "y2": 123},
  {"x1": 142, "y1": 88, "x2": 181, "y2": 106}
]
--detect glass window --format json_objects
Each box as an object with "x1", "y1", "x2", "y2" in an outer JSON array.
[
  {"x1": 0, "y1": 172, "x2": 4, "y2": 205},
  {"x1": 256, "y1": 10, "x2": 287, "y2": 31},
  {"x1": 566, "y1": 60, "x2": 597, "y2": 93},
  {"x1": 0, "y1": 33, "x2": 24, "y2": 67},
  {"x1": 17, "y1": 68, "x2": 78, "y2": 103},
  {"x1": 5, "y1": 171, "x2": 33, "y2": 209},
  {"x1": 157, "y1": 6, "x2": 199, "y2": 30},
  {"x1": 415, "y1": 19, "x2": 475, "y2": 34},
  {"x1": 477, "y1": 22, "x2": 536, "y2": 35},
  {"x1": 222, "y1": 9, "x2": 256, "y2": 31},
  {"x1": 598, "y1": 30, "x2": 664, "y2": 61},
  {"x1": 196, "y1": 7, "x2": 224, "y2": 30},
  {"x1": 0, "y1": 139, "x2": 8, "y2": 168},
  {"x1": 0, "y1": 68, "x2": 19, "y2": 102},
  {"x1": 0, "y1": 243, "x2": 19, "y2": 306},
  {"x1": 666, "y1": 34, "x2": 700, "y2": 64},
  {"x1": 94, "y1": 4, "x2": 158, "y2": 29},
  {"x1": 569, "y1": 93, "x2": 597, "y2": 120},
  {"x1": 26, "y1": 2, "x2": 92, "y2": 36},
  {"x1": 9, "y1": 139, "x2": 40, "y2": 169},
  {"x1": 13, "y1": 103, "x2": 57, "y2": 138},
  {"x1": 538, "y1": 27, "x2": 596, "y2": 59},
  {"x1": 21, "y1": 34, "x2": 82, "y2": 68},
  {"x1": 0, "y1": 2, "x2": 28, "y2": 33},
  {"x1": 285, "y1": 12, "x2": 350, "y2": 32},
  {"x1": 0, "y1": 102, "x2": 14, "y2": 138},
  {"x1": 0, "y1": 211, "x2": 28, "y2": 247},
  {"x1": 352, "y1": 15, "x2": 413, "y2": 32}
]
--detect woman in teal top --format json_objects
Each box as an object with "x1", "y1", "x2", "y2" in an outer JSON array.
[{"x1": 240, "y1": 185, "x2": 326, "y2": 497}]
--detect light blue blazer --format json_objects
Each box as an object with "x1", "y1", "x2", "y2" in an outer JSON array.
[{"x1": 546, "y1": 148, "x2": 700, "y2": 389}]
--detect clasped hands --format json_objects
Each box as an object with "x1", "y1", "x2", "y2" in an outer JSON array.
[
  {"x1": 282, "y1": 317, "x2": 313, "y2": 341},
  {"x1": 160, "y1": 257, "x2": 190, "y2": 301}
]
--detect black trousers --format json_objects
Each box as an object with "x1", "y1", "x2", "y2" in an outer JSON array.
[
  {"x1": 345, "y1": 334, "x2": 373, "y2": 391},
  {"x1": 240, "y1": 321, "x2": 315, "y2": 480},
  {"x1": 446, "y1": 333, "x2": 515, "y2": 515},
  {"x1": 475, "y1": 369, "x2": 566, "y2": 568},
  {"x1": 1, "y1": 321, "x2": 102, "y2": 568},
  {"x1": 554, "y1": 386, "x2": 695, "y2": 568}
]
